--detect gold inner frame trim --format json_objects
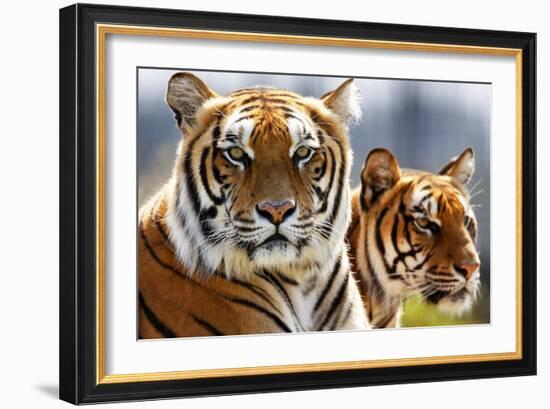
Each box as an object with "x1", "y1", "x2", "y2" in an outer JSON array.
[{"x1": 95, "y1": 23, "x2": 523, "y2": 385}]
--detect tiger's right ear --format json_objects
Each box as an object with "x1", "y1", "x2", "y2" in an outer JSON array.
[
  {"x1": 360, "y1": 148, "x2": 401, "y2": 210},
  {"x1": 166, "y1": 72, "x2": 219, "y2": 132},
  {"x1": 321, "y1": 79, "x2": 362, "y2": 126},
  {"x1": 438, "y1": 147, "x2": 475, "y2": 185}
]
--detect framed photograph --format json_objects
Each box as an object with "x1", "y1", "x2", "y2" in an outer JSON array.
[{"x1": 59, "y1": 3, "x2": 536, "y2": 404}]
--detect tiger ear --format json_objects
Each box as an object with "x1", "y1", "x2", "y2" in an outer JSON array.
[
  {"x1": 321, "y1": 79, "x2": 362, "y2": 126},
  {"x1": 438, "y1": 147, "x2": 475, "y2": 185},
  {"x1": 166, "y1": 72, "x2": 219, "y2": 132},
  {"x1": 360, "y1": 148, "x2": 401, "y2": 209}
]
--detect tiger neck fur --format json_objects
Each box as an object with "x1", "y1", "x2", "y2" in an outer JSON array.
[
  {"x1": 355, "y1": 255, "x2": 402, "y2": 328},
  {"x1": 348, "y1": 192, "x2": 402, "y2": 328},
  {"x1": 139, "y1": 190, "x2": 370, "y2": 334}
]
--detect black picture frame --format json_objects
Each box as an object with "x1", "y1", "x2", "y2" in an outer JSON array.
[{"x1": 59, "y1": 3, "x2": 536, "y2": 404}]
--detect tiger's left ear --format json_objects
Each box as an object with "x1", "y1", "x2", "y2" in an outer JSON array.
[
  {"x1": 321, "y1": 79, "x2": 362, "y2": 126},
  {"x1": 438, "y1": 147, "x2": 475, "y2": 185},
  {"x1": 360, "y1": 148, "x2": 401, "y2": 210},
  {"x1": 166, "y1": 72, "x2": 219, "y2": 133}
]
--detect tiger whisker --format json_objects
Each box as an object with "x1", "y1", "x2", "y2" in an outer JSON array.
[
  {"x1": 469, "y1": 189, "x2": 485, "y2": 200},
  {"x1": 468, "y1": 177, "x2": 484, "y2": 194}
]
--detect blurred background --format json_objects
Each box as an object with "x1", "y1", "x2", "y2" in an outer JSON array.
[{"x1": 138, "y1": 68, "x2": 491, "y2": 327}]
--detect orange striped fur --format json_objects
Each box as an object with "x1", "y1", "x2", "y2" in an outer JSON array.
[
  {"x1": 139, "y1": 73, "x2": 369, "y2": 338},
  {"x1": 347, "y1": 148, "x2": 481, "y2": 328}
]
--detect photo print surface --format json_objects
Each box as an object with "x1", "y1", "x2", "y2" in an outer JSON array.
[{"x1": 137, "y1": 68, "x2": 490, "y2": 339}]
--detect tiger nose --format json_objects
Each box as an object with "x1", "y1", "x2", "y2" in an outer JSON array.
[
  {"x1": 454, "y1": 261, "x2": 480, "y2": 280},
  {"x1": 256, "y1": 199, "x2": 296, "y2": 225}
]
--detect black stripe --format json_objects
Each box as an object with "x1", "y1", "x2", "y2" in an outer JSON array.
[
  {"x1": 339, "y1": 301, "x2": 354, "y2": 328},
  {"x1": 388, "y1": 207, "x2": 421, "y2": 277},
  {"x1": 264, "y1": 97, "x2": 299, "y2": 105},
  {"x1": 237, "y1": 226, "x2": 262, "y2": 233},
  {"x1": 412, "y1": 205, "x2": 426, "y2": 214},
  {"x1": 375, "y1": 208, "x2": 390, "y2": 260},
  {"x1": 233, "y1": 211, "x2": 255, "y2": 224},
  {"x1": 413, "y1": 251, "x2": 432, "y2": 270},
  {"x1": 233, "y1": 114, "x2": 254, "y2": 124},
  {"x1": 199, "y1": 146, "x2": 224, "y2": 205},
  {"x1": 293, "y1": 222, "x2": 314, "y2": 230},
  {"x1": 226, "y1": 297, "x2": 292, "y2": 332},
  {"x1": 211, "y1": 148, "x2": 225, "y2": 185},
  {"x1": 314, "y1": 256, "x2": 341, "y2": 312},
  {"x1": 402, "y1": 194, "x2": 415, "y2": 251},
  {"x1": 139, "y1": 292, "x2": 176, "y2": 338},
  {"x1": 260, "y1": 270, "x2": 302, "y2": 331},
  {"x1": 419, "y1": 192, "x2": 434, "y2": 204},
  {"x1": 330, "y1": 299, "x2": 351, "y2": 331},
  {"x1": 278, "y1": 105, "x2": 296, "y2": 114},
  {"x1": 364, "y1": 249, "x2": 384, "y2": 323},
  {"x1": 360, "y1": 183, "x2": 369, "y2": 211},
  {"x1": 323, "y1": 140, "x2": 347, "y2": 234},
  {"x1": 140, "y1": 222, "x2": 209, "y2": 293},
  {"x1": 316, "y1": 130, "x2": 325, "y2": 145},
  {"x1": 439, "y1": 194, "x2": 447, "y2": 212},
  {"x1": 312, "y1": 154, "x2": 327, "y2": 181},
  {"x1": 317, "y1": 147, "x2": 336, "y2": 214},
  {"x1": 302, "y1": 275, "x2": 318, "y2": 296},
  {"x1": 391, "y1": 212, "x2": 401, "y2": 255},
  {"x1": 239, "y1": 105, "x2": 259, "y2": 113},
  {"x1": 347, "y1": 215, "x2": 360, "y2": 241},
  {"x1": 263, "y1": 92, "x2": 299, "y2": 99},
  {"x1": 286, "y1": 113, "x2": 305, "y2": 128},
  {"x1": 374, "y1": 207, "x2": 401, "y2": 280},
  {"x1": 184, "y1": 129, "x2": 207, "y2": 216},
  {"x1": 175, "y1": 194, "x2": 205, "y2": 268},
  {"x1": 376, "y1": 311, "x2": 396, "y2": 328},
  {"x1": 276, "y1": 272, "x2": 299, "y2": 286},
  {"x1": 191, "y1": 314, "x2": 225, "y2": 336},
  {"x1": 229, "y1": 88, "x2": 262, "y2": 97},
  {"x1": 227, "y1": 276, "x2": 283, "y2": 316},
  {"x1": 371, "y1": 186, "x2": 386, "y2": 205},
  {"x1": 140, "y1": 224, "x2": 184, "y2": 276},
  {"x1": 318, "y1": 273, "x2": 350, "y2": 330},
  {"x1": 212, "y1": 124, "x2": 221, "y2": 139},
  {"x1": 428, "y1": 277, "x2": 459, "y2": 283},
  {"x1": 199, "y1": 206, "x2": 217, "y2": 238},
  {"x1": 184, "y1": 122, "x2": 222, "y2": 238},
  {"x1": 153, "y1": 217, "x2": 171, "y2": 247},
  {"x1": 241, "y1": 95, "x2": 261, "y2": 105}
]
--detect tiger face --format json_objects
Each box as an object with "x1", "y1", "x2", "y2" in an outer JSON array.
[
  {"x1": 165, "y1": 73, "x2": 361, "y2": 278},
  {"x1": 357, "y1": 148, "x2": 481, "y2": 314}
]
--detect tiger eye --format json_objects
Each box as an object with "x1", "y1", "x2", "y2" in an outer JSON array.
[
  {"x1": 228, "y1": 147, "x2": 245, "y2": 161},
  {"x1": 416, "y1": 217, "x2": 431, "y2": 229},
  {"x1": 295, "y1": 146, "x2": 311, "y2": 159}
]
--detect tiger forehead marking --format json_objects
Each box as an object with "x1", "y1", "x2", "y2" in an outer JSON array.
[
  {"x1": 409, "y1": 178, "x2": 468, "y2": 225},
  {"x1": 222, "y1": 89, "x2": 318, "y2": 148},
  {"x1": 165, "y1": 73, "x2": 361, "y2": 279}
]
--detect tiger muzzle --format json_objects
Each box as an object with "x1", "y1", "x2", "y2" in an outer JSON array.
[{"x1": 256, "y1": 199, "x2": 296, "y2": 225}]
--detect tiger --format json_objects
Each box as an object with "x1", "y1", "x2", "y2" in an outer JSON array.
[
  {"x1": 347, "y1": 147, "x2": 481, "y2": 328},
  {"x1": 139, "y1": 72, "x2": 370, "y2": 338}
]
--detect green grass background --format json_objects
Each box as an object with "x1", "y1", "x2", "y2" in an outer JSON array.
[{"x1": 401, "y1": 287, "x2": 490, "y2": 327}]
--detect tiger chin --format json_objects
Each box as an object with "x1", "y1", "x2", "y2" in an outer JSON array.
[
  {"x1": 138, "y1": 72, "x2": 370, "y2": 338},
  {"x1": 347, "y1": 147, "x2": 481, "y2": 328}
]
